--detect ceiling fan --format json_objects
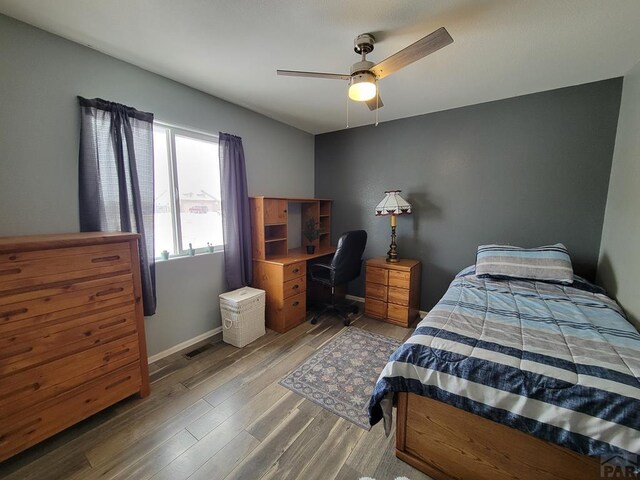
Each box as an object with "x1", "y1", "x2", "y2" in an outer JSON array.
[{"x1": 277, "y1": 27, "x2": 453, "y2": 111}]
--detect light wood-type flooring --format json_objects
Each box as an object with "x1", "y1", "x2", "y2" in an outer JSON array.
[{"x1": 0, "y1": 308, "x2": 432, "y2": 480}]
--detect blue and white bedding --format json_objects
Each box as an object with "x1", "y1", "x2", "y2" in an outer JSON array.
[{"x1": 369, "y1": 267, "x2": 640, "y2": 460}]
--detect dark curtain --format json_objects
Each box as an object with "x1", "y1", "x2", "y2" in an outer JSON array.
[
  {"x1": 78, "y1": 97, "x2": 156, "y2": 316},
  {"x1": 219, "y1": 132, "x2": 252, "y2": 290}
]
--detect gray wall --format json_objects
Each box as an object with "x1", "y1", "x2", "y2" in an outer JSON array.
[
  {"x1": 598, "y1": 62, "x2": 640, "y2": 329},
  {"x1": 0, "y1": 15, "x2": 314, "y2": 357},
  {"x1": 316, "y1": 79, "x2": 622, "y2": 309}
]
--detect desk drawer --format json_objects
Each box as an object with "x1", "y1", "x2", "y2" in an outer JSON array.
[
  {"x1": 388, "y1": 270, "x2": 411, "y2": 289},
  {"x1": 284, "y1": 276, "x2": 306, "y2": 299},
  {"x1": 387, "y1": 286, "x2": 410, "y2": 306},
  {"x1": 283, "y1": 292, "x2": 306, "y2": 327},
  {"x1": 283, "y1": 262, "x2": 306, "y2": 282},
  {"x1": 366, "y1": 282, "x2": 387, "y2": 302}
]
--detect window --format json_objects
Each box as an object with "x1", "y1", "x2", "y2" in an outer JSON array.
[{"x1": 153, "y1": 124, "x2": 222, "y2": 257}]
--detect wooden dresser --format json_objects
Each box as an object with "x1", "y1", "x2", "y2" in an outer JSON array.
[
  {"x1": 0, "y1": 232, "x2": 150, "y2": 462},
  {"x1": 364, "y1": 257, "x2": 422, "y2": 327},
  {"x1": 249, "y1": 197, "x2": 335, "y2": 333}
]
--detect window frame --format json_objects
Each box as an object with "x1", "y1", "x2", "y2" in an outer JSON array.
[{"x1": 154, "y1": 121, "x2": 222, "y2": 258}]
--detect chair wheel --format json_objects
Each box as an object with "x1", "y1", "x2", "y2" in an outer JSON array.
[
  {"x1": 343, "y1": 319, "x2": 351, "y2": 326},
  {"x1": 310, "y1": 317, "x2": 318, "y2": 325}
]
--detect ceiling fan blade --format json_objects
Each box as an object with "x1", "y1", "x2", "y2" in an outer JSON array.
[
  {"x1": 277, "y1": 70, "x2": 351, "y2": 80},
  {"x1": 365, "y1": 94, "x2": 384, "y2": 111},
  {"x1": 370, "y1": 27, "x2": 453, "y2": 80}
]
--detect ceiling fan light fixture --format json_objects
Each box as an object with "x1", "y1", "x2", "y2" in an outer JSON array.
[{"x1": 348, "y1": 72, "x2": 377, "y2": 102}]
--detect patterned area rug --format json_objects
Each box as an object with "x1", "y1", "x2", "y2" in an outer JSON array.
[{"x1": 280, "y1": 327, "x2": 402, "y2": 430}]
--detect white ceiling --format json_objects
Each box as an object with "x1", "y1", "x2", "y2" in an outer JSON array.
[{"x1": 2, "y1": 0, "x2": 640, "y2": 134}]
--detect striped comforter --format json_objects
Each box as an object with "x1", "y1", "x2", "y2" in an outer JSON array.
[{"x1": 369, "y1": 267, "x2": 640, "y2": 460}]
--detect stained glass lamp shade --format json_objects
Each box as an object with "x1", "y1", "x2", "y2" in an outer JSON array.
[{"x1": 375, "y1": 190, "x2": 412, "y2": 263}]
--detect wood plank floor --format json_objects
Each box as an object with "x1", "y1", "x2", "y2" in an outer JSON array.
[{"x1": 0, "y1": 308, "x2": 433, "y2": 480}]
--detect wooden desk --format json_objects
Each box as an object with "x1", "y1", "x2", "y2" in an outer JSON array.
[
  {"x1": 250, "y1": 196, "x2": 336, "y2": 333},
  {"x1": 253, "y1": 247, "x2": 336, "y2": 333}
]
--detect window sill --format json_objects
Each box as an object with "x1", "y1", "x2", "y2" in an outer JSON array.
[{"x1": 155, "y1": 250, "x2": 223, "y2": 262}]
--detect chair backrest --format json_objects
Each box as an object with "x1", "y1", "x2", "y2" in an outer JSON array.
[{"x1": 331, "y1": 230, "x2": 368, "y2": 285}]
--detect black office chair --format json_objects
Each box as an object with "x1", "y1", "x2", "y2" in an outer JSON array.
[{"x1": 308, "y1": 230, "x2": 367, "y2": 326}]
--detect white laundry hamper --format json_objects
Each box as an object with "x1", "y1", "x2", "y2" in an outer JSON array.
[{"x1": 219, "y1": 286, "x2": 266, "y2": 348}]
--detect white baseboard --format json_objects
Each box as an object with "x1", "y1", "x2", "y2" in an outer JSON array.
[
  {"x1": 346, "y1": 294, "x2": 429, "y2": 318},
  {"x1": 148, "y1": 326, "x2": 223, "y2": 364}
]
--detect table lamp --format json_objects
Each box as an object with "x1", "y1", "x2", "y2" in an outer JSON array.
[{"x1": 375, "y1": 190, "x2": 412, "y2": 263}]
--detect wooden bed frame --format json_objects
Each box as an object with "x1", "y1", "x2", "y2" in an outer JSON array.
[{"x1": 395, "y1": 392, "x2": 604, "y2": 480}]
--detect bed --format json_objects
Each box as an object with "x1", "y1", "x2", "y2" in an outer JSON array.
[{"x1": 369, "y1": 265, "x2": 640, "y2": 480}]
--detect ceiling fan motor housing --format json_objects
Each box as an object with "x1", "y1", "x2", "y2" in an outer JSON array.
[{"x1": 354, "y1": 33, "x2": 375, "y2": 55}]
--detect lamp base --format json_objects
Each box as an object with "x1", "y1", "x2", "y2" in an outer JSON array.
[{"x1": 386, "y1": 225, "x2": 399, "y2": 263}]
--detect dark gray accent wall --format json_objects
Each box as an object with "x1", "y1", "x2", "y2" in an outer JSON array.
[{"x1": 315, "y1": 79, "x2": 623, "y2": 309}]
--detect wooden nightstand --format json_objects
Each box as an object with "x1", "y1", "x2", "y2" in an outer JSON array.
[{"x1": 364, "y1": 257, "x2": 422, "y2": 327}]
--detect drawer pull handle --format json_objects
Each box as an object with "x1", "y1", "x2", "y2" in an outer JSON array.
[
  {"x1": 0, "y1": 307, "x2": 28, "y2": 320},
  {"x1": 292, "y1": 301, "x2": 300, "y2": 307},
  {"x1": 292, "y1": 268, "x2": 300, "y2": 274},
  {"x1": 96, "y1": 287, "x2": 125, "y2": 297},
  {"x1": 0, "y1": 267, "x2": 21, "y2": 276},
  {"x1": 105, "y1": 375, "x2": 132, "y2": 390},
  {"x1": 98, "y1": 317, "x2": 128, "y2": 329},
  {"x1": 292, "y1": 284, "x2": 299, "y2": 289},
  {"x1": 104, "y1": 348, "x2": 131, "y2": 361},
  {"x1": 92, "y1": 255, "x2": 121, "y2": 263}
]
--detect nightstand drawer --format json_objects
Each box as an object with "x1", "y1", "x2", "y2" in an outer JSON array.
[
  {"x1": 387, "y1": 286, "x2": 409, "y2": 306},
  {"x1": 365, "y1": 298, "x2": 387, "y2": 319},
  {"x1": 366, "y1": 266, "x2": 388, "y2": 285},
  {"x1": 365, "y1": 282, "x2": 387, "y2": 302},
  {"x1": 284, "y1": 276, "x2": 306, "y2": 299},
  {"x1": 388, "y1": 270, "x2": 411, "y2": 289},
  {"x1": 387, "y1": 303, "x2": 410, "y2": 325},
  {"x1": 283, "y1": 261, "x2": 306, "y2": 282}
]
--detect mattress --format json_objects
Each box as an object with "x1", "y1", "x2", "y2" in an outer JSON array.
[{"x1": 369, "y1": 267, "x2": 640, "y2": 460}]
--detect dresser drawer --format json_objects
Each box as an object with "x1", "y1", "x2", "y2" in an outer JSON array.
[
  {"x1": 365, "y1": 282, "x2": 387, "y2": 302},
  {"x1": 366, "y1": 266, "x2": 388, "y2": 285},
  {"x1": 0, "y1": 303, "x2": 137, "y2": 375},
  {"x1": 0, "y1": 334, "x2": 140, "y2": 419},
  {"x1": 283, "y1": 292, "x2": 306, "y2": 327},
  {"x1": 387, "y1": 303, "x2": 411, "y2": 326},
  {"x1": 0, "y1": 362, "x2": 141, "y2": 463},
  {"x1": 388, "y1": 270, "x2": 411, "y2": 289},
  {"x1": 283, "y1": 261, "x2": 306, "y2": 282},
  {"x1": 284, "y1": 276, "x2": 306, "y2": 299},
  {"x1": 0, "y1": 274, "x2": 135, "y2": 335},
  {"x1": 0, "y1": 242, "x2": 132, "y2": 292},
  {"x1": 365, "y1": 298, "x2": 387, "y2": 319},
  {"x1": 387, "y1": 286, "x2": 410, "y2": 306}
]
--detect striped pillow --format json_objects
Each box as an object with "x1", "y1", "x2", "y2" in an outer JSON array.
[{"x1": 475, "y1": 244, "x2": 574, "y2": 284}]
